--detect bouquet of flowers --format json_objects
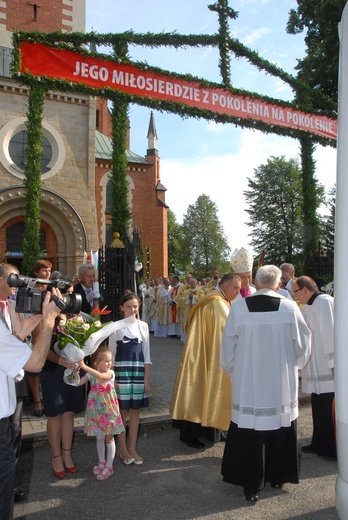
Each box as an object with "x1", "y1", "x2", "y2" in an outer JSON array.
[
  {"x1": 54, "y1": 307, "x2": 112, "y2": 385},
  {"x1": 53, "y1": 309, "x2": 138, "y2": 385}
]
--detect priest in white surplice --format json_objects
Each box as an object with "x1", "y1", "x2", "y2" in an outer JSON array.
[
  {"x1": 220, "y1": 265, "x2": 311, "y2": 502},
  {"x1": 293, "y1": 276, "x2": 336, "y2": 460}
]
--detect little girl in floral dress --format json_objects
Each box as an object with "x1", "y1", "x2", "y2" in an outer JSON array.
[{"x1": 77, "y1": 344, "x2": 124, "y2": 480}]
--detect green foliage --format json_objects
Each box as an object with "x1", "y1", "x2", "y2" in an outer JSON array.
[
  {"x1": 286, "y1": 2, "x2": 340, "y2": 276},
  {"x1": 10, "y1": 4, "x2": 340, "y2": 279},
  {"x1": 110, "y1": 94, "x2": 132, "y2": 239},
  {"x1": 300, "y1": 137, "x2": 325, "y2": 275},
  {"x1": 319, "y1": 184, "x2": 335, "y2": 279},
  {"x1": 181, "y1": 194, "x2": 231, "y2": 277},
  {"x1": 11, "y1": 24, "x2": 336, "y2": 146},
  {"x1": 167, "y1": 209, "x2": 188, "y2": 274},
  {"x1": 287, "y1": 0, "x2": 346, "y2": 106},
  {"x1": 244, "y1": 156, "x2": 323, "y2": 272},
  {"x1": 208, "y1": 0, "x2": 238, "y2": 86},
  {"x1": 21, "y1": 85, "x2": 45, "y2": 275}
]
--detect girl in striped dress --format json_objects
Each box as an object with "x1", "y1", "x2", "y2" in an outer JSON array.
[{"x1": 109, "y1": 291, "x2": 151, "y2": 465}]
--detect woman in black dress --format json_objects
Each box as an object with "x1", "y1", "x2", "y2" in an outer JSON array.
[{"x1": 40, "y1": 294, "x2": 85, "y2": 479}]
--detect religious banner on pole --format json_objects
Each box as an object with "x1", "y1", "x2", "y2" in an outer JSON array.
[{"x1": 18, "y1": 42, "x2": 337, "y2": 141}]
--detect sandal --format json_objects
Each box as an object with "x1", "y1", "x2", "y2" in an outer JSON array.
[
  {"x1": 96, "y1": 465, "x2": 114, "y2": 480},
  {"x1": 62, "y1": 448, "x2": 77, "y2": 473},
  {"x1": 51, "y1": 454, "x2": 66, "y2": 479},
  {"x1": 93, "y1": 462, "x2": 106, "y2": 476}
]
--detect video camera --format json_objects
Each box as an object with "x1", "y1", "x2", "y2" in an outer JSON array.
[{"x1": 7, "y1": 274, "x2": 82, "y2": 315}]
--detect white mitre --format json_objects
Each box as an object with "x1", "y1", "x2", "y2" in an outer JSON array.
[{"x1": 230, "y1": 247, "x2": 254, "y2": 273}]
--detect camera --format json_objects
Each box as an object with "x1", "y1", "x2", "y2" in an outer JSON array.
[{"x1": 7, "y1": 274, "x2": 82, "y2": 315}]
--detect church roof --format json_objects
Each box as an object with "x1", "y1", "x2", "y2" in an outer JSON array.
[
  {"x1": 95, "y1": 130, "x2": 151, "y2": 165},
  {"x1": 147, "y1": 111, "x2": 158, "y2": 139}
]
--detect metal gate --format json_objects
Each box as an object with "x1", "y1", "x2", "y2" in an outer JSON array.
[{"x1": 98, "y1": 230, "x2": 142, "y2": 321}]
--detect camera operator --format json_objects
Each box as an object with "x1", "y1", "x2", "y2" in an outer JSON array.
[
  {"x1": 0, "y1": 288, "x2": 61, "y2": 520},
  {"x1": 0, "y1": 263, "x2": 28, "y2": 504}
]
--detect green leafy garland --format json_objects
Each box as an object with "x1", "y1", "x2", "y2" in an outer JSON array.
[
  {"x1": 208, "y1": 1, "x2": 238, "y2": 86},
  {"x1": 11, "y1": 29, "x2": 336, "y2": 147},
  {"x1": 21, "y1": 84, "x2": 45, "y2": 275},
  {"x1": 110, "y1": 94, "x2": 132, "y2": 238},
  {"x1": 301, "y1": 136, "x2": 320, "y2": 274},
  {"x1": 10, "y1": 1, "x2": 337, "y2": 274},
  {"x1": 109, "y1": 40, "x2": 132, "y2": 238}
]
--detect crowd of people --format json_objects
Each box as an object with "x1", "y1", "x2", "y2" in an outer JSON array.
[
  {"x1": 139, "y1": 250, "x2": 258, "y2": 342},
  {"x1": 0, "y1": 261, "x2": 151, "y2": 520},
  {"x1": 0, "y1": 246, "x2": 337, "y2": 518},
  {"x1": 168, "y1": 248, "x2": 336, "y2": 503}
]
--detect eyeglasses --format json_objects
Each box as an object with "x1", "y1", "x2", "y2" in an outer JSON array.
[{"x1": 294, "y1": 287, "x2": 302, "y2": 293}]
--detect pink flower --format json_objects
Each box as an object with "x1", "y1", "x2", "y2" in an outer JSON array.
[
  {"x1": 88, "y1": 398, "x2": 96, "y2": 409},
  {"x1": 98, "y1": 415, "x2": 110, "y2": 427}
]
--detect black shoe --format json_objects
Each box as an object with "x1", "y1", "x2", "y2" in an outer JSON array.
[
  {"x1": 243, "y1": 488, "x2": 259, "y2": 502},
  {"x1": 186, "y1": 438, "x2": 205, "y2": 449},
  {"x1": 33, "y1": 401, "x2": 44, "y2": 418},
  {"x1": 271, "y1": 483, "x2": 283, "y2": 489},
  {"x1": 302, "y1": 444, "x2": 316, "y2": 454},
  {"x1": 321, "y1": 454, "x2": 337, "y2": 461},
  {"x1": 220, "y1": 430, "x2": 228, "y2": 442},
  {"x1": 14, "y1": 487, "x2": 25, "y2": 502}
]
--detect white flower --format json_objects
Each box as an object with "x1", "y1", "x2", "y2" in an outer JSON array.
[
  {"x1": 94, "y1": 320, "x2": 102, "y2": 328},
  {"x1": 82, "y1": 323, "x2": 90, "y2": 331},
  {"x1": 59, "y1": 319, "x2": 66, "y2": 327}
]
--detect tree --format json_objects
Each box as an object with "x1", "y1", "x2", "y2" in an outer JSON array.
[
  {"x1": 182, "y1": 194, "x2": 230, "y2": 277},
  {"x1": 287, "y1": 1, "x2": 342, "y2": 275},
  {"x1": 244, "y1": 156, "x2": 324, "y2": 272},
  {"x1": 167, "y1": 209, "x2": 189, "y2": 275},
  {"x1": 287, "y1": 0, "x2": 346, "y2": 107},
  {"x1": 318, "y1": 185, "x2": 335, "y2": 282},
  {"x1": 324, "y1": 185, "x2": 336, "y2": 258}
]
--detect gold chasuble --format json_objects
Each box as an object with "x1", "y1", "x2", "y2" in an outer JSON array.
[{"x1": 170, "y1": 289, "x2": 231, "y2": 431}]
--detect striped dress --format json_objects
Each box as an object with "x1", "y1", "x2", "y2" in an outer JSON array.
[{"x1": 109, "y1": 320, "x2": 151, "y2": 410}]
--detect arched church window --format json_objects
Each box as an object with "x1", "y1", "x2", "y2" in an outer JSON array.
[
  {"x1": 106, "y1": 179, "x2": 112, "y2": 213},
  {"x1": 6, "y1": 222, "x2": 46, "y2": 253}
]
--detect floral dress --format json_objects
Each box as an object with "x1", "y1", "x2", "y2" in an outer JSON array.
[{"x1": 84, "y1": 370, "x2": 124, "y2": 436}]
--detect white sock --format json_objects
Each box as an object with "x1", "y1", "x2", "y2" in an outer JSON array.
[
  {"x1": 96, "y1": 435, "x2": 106, "y2": 462},
  {"x1": 106, "y1": 438, "x2": 116, "y2": 467}
]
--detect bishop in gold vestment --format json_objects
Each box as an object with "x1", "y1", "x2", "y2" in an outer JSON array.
[{"x1": 170, "y1": 273, "x2": 241, "y2": 440}]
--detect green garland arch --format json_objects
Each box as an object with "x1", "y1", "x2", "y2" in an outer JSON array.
[
  {"x1": 11, "y1": 28, "x2": 336, "y2": 147},
  {"x1": 10, "y1": 0, "x2": 336, "y2": 273}
]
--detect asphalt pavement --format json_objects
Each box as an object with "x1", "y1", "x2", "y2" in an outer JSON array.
[{"x1": 16, "y1": 334, "x2": 339, "y2": 520}]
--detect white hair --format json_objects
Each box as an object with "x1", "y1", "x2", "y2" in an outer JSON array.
[
  {"x1": 77, "y1": 264, "x2": 94, "y2": 277},
  {"x1": 279, "y1": 263, "x2": 295, "y2": 276},
  {"x1": 255, "y1": 265, "x2": 282, "y2": 290}
]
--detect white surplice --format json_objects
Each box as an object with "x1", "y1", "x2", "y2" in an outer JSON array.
[
  {"x1": 300, "y1": 293, "x2": 335, "y2": 395},
  {"x1": 220, "y1": 289, "x2": 311, "y2": 431}
]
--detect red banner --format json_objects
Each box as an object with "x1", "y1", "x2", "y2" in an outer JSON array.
[{"x1": 19, "y1": 42, "x2": 337, "y2": 140}]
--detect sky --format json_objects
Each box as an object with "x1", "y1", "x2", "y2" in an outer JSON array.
[{"x1": 86, "y1": 0, "x2": 338, "y2": 256}]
